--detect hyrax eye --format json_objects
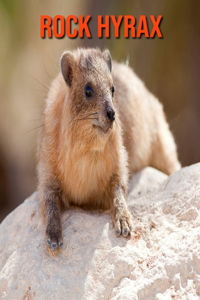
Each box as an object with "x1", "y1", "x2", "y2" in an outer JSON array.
[
  {"x1": 111, "y1": 86, "x2": 115, "y2": 96},
  {"x1": 85, "y1": 86, "x2": 93, "y2": 98}
]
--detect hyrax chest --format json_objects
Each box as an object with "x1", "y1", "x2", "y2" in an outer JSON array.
[{"x1": 59, "y1": 147, "x2": 117, "y2": 206}]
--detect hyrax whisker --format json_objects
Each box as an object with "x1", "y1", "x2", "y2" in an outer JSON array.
[
  {"x1": 72, "y1": 117, "x2": 99, "y2": 124},
  {"x1": 69, "y1": 112, "x2": 98, "y2": 125}
]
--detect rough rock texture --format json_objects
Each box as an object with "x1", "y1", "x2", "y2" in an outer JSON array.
[{"x1": 1, "y1": 165, "x2": 200, "y2": 300}]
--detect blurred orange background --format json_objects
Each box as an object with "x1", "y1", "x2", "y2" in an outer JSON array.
[{"x1": 0, "y1": 0, "x2": 200, "y2": 221}]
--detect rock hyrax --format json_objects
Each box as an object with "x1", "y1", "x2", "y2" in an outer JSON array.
[{"x1": 37, "y1": 48, "x2": 181, "y2": 251}]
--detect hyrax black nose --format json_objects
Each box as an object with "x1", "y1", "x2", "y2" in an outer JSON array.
[{"x1": 106, "y1": 107, "x2": 115, "y2": 122}]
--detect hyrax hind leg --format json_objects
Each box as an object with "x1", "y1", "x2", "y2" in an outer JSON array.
[{"x1": 150, "y1": 105, "x2": 181, "y2": 175}]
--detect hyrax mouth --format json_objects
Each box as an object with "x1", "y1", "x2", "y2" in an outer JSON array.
[{"x1": 93, "y1": 123, "x2": 113, "y2": 134}]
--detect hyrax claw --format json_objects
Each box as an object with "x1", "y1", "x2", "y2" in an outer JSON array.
[
  {"x1": 114, "y1": 214, "x2": 132, "y2": 237},
  {"x1": 46, "y1": 222, "x2": 63, "y2": 251}
]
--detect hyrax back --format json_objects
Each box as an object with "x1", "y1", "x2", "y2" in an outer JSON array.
[{"x1": 37, "y1": 48, "x2": 180, "y2": 251}]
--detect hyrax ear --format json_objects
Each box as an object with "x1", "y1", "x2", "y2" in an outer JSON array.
[
  {"x1": 60, "y1": 51, "x2": 75, "y2": 87},
  {"x1": 102, "y1": 49, "x2": 112, "y2": 72}
]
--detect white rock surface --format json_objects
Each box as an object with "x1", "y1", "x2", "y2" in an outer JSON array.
[{"x1": 1, "y1": 165, "x2": 200, "y2": 300}]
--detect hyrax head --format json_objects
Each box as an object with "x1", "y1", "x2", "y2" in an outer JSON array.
[{"x1": 61, "y1": 48, "x2": 115, "y2": 135}]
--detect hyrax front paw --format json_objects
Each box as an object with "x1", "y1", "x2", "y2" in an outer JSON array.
[
  {"x1": 46, "y1": 226, "x2": 63, "y2": 251},
  {"x1": 114, "y1": 209, "x2": 132, "y2": 237}
]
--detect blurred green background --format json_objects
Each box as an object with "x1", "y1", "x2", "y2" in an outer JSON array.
[{"x1": 0, "y1": 0, "x2": 200, "y2": 221}]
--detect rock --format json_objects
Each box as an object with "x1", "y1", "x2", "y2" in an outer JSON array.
[{"x1": 1, "y1": 165, "x2": 200, "y2": 299}]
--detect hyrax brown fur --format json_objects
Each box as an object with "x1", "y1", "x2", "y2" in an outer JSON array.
[{"x1": 37, "y1": 48, "x2": 181, "y2": 251}]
